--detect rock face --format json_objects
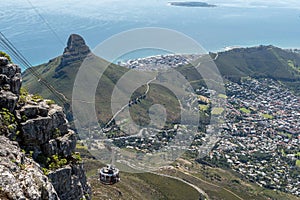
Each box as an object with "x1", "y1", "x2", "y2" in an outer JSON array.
[
  {"x1": 57, "y1": 34, "x2": 91, "y2": 70},
  {"x1": 48, "y1": 164, "x2": 90, "y2": 200},
  {"x1": 16, "y1": 101, "x2": 91, "y2": 200},
  {"x1": 0, "y1": 57, "x2": 22, "y2": 112},
  {"x1": 19, "y1": 102, "x2": 76, "y2": 158},
  {"x1": 0, "y1": 136, "x2": 59, "y2": 200},
  {"x1": 0, "y1": 56, "x2": 91, "y2": 200}
]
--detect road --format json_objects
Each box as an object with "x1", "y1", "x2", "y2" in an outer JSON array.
[
  {"x1": 106, "y1": 76, "x2": 157, "y2": 127},
  {"x1": 180, "y1": 170, "x2": 244, "y2": 200},
  {"x1": 151, "y1": 171, "x2": 210, "y2": 200}
]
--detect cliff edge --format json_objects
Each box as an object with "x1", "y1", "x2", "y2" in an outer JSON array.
[{"x1": 0, "y1": 56, "x2": 91, "y2": 200}]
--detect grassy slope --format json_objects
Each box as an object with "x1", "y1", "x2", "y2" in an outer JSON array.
[
  {"x1": 84, "y1": 160, "x2": 200, "y2": 200},
  {"x1": 78, "y1": 146, "x2": 299, "y2": 200},
  {"x1": 214, "y1": 46, "x2": 300, "y2": 95},
  {"x1": 22, "y1": 55, "x2": 127, "y2": 99},
  {"x1": 22, "y1": 55, "x2": 183, "y2": 126},
  {"x1": 175, "y1": 46, "x2": 300, "y2": 93},
  {"x1": 215, "y1": 45, "x2": 300, "y2": 80},
  {"x1": 82, "y1": 158, "x2": 299, "y2": 200},
  {"x1": 170, "y1": 161, "x2": 300, "y2": 200}
]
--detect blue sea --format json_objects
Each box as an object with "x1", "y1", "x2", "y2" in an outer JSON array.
[{"x1": 1, "y1": 0, "x2": 300, "y2": 67}]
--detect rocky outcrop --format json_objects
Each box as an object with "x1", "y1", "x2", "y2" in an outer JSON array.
[
  {"x1": 16, "y1": 100, "x2": 91, "y2": 200},
  {"x1": 56, "y1": 34, "x2": 91, "y2": 71},
  {"x1": 18, "y1": 101, "x2": 76, "y2": 158},
  {"x1": 0, "y1": 56, "x2": 91, "y2": 200},
  {"x1": 48, "y1": 164, "x2": 90, "y2": 200},
  {"x1": 0, "y1": 57, "x2": 22, "y2": 112},
  {"x1": 0, "y1": 136, "x2": 59, "y2": 200}
]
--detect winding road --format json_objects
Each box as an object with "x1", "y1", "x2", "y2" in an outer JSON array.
[
  {"x1": 180, "y1": 170, "x2": 244, "y2": 200},
  {"x1": 150, "y1": 171, "x2": 210, "y2": 199},
  {"x1": 105, "y1": 76, "x2": 157, "y2": 127}
]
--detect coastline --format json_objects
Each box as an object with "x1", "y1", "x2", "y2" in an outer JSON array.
[{"x1": 24, "y1": 44, "x2": 300, "y2": 68}]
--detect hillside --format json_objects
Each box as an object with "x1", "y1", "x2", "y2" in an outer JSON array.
[
  {"x1": 174, "y1": 45, "x2": 300, "y2": 94},
  {"x1": 23, "y1": 34, "x2": 184, "y2": 127},
  {"x1": 78, "y1": 148, "x2": 299, "y2": 200},
  {"x1": 214, "y1": 45, "x2": 300, "y2": 93},
  {"x1": 23, "y1": 34, "x2": 131, "y2": 124}
]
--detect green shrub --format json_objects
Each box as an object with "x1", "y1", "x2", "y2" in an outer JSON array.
[
  {"x1": 72, "y1": 152, "x2": 82, "y2": 163},
  {"x1": 29, "y1": 151, "x2": 34, "y2": 158},
  {"x1": 18, "y1": 88, "x2": 29, "y2": 104},
  {"x1": 46, "y1": 100, "x2": 55, "y2": 106},
  {"x1": 18, "y1": 163, "x2": 26, "y2": 170},
  {"x1": 0, "y1": 108, "x2": 15, "y2": 126},
  {"x1": 53, "y1": 128, "x2": 61, "y2": 138},
  {"x1": 20, "y1": 87, "x2": 28, "y2": 96},
  {"x1": 48, "y1": 154, "x2": 68, "y2": 170},
  {"x1": 0, "y1": 51, "x2": 12, "y2": 62},
  {"x1": 7, "y1": 124, "x2": 14, "y2": 131},
  {"x1": 42, "y1": 167, "x2": 50, "y2": 175},
  {"x1": 18, "y1": 95, "x2": 27, "y2": 104},
  {"x1": 21, "y1": 115, "x2": 27, "y2": 122},
  {"x1": 31, "y1": 94, "x2": 44, "y2": 102}
]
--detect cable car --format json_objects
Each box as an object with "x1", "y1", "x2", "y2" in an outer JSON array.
[{"x1": 99, "y1": 165, "x2": 120, "y2": 185}]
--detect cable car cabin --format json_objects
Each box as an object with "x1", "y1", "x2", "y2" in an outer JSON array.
[{"x1": 99, "y1": 165, "x2": 120, "y2": 185}]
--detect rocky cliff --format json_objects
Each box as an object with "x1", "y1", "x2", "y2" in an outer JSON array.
[
  {"x1": 0, "y1": 57, "x2": 21, "y2": 112},
  {"x1": 56, "y1": 34, "x2": 91, "y2": 72},
  {"x1": 0, "y1": 56, "x2": 91, "y2": 200}
]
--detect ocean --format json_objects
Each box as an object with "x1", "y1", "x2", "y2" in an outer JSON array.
[{"x1": 1, "y1": 0, "x2": 300, "y2": 67}]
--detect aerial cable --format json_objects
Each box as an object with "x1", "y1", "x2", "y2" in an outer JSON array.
[
  {"x1": 0, "y1": 33, "x2": 67, "y2": 105},
  {"x1": 0, "y1": 32, "x2": 69, "y2": 106},
  {"x1": 25, "y1": 0, "x2": 65, "y2": 47}
]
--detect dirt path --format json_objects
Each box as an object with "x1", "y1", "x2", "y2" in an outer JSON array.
[
  {"x1": 106, "y1": 76, "x2": 156, "y2": 127},
  {"x1": 150, "y1": 171, "x2": 210, "y2": 200},
  {"x1": 180, "y1": 170, "x2": 244, "y2": 200}
]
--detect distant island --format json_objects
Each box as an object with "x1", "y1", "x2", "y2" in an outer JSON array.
[{"x1": 169, "y1": 1, "x2": 217, "y2": 7}]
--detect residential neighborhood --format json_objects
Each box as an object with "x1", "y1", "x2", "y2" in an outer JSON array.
[
  {"x1": 206, "y1": 78, "x2": 300, "y2": 196},
  {"x1": 118, "y1": 54, "x2": 199, "y2": 71}
]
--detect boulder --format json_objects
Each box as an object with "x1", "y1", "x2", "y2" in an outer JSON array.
[
  {"x1": 0, "y1": 57, "x2": 9, "y2": 66},
  {"x1": 42, "y1": 130, "x2": 77, "y2": 157},
  {"x1": 0, "y1": 90, "x2": 18, "y2": 112},
  {"x1": 0, "y1": 56, "x2": 22, "y2": 96}
]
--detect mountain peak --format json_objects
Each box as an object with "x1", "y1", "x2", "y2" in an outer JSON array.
[
  {"x1": 57, "y1": 34, "x2": 91, "y2": 70},
  {"x1": 66, "y1": 34, "x2": 88, "y2": 51}
]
